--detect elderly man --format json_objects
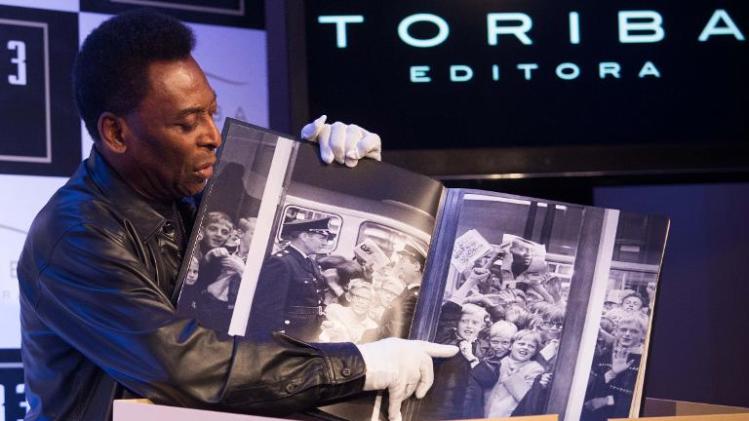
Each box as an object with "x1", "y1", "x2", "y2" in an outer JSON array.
[{"x1": 17, "y1": 9, "x2": 455, "y2": 421}]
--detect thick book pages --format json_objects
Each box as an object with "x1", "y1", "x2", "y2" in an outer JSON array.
[{"x1": 176, "y1": 119, "x2": 669, "y2": 421}]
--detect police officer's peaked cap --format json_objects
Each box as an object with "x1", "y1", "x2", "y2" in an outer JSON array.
[{"x1": 281, "y1": 217, "x2": 336, "y2": 239}]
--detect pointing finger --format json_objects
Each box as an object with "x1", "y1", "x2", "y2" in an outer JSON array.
[{"x1": 418, "y1": 341, "x2": 459, "y2": 358}]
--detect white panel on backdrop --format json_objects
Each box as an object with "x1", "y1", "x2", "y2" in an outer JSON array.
[
  {"x1": 0, "y1": 0, "x2": 78, "y2": 12},
  {"x1": 190, "y1": 22, "x2": 268, "y2": 128},
  {"x1": 0, "y1": 174, "x2": 67, "y2": 348}
]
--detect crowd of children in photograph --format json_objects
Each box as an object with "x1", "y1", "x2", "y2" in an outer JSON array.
[
  {"x1": 179, "y1": 211, "x2": 257, "y2": 330},
  {"x1": 180, "y1": 210, "x2": 428, "y2": 345},
  {"x1": 180, "y1": 212, "x2": 656, "y2": 421},
  {"x1": 418, "y1": 235, "x2": 656, "y2": 421}
]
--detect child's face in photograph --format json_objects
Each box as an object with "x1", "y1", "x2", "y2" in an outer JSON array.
[
  {"x1": 541, "y1": 319, "x2": 563, "y2": 340},
  {"x1": 622, "y1": 296, "x2": 643, "y2": 312},
  {"x1": 489, "y1": 334, "x2": 513, "y2": 355},
  {"x1": 510, "y1": 336, "x2": 538, "y2": 362},
  {"x1": 616, "y1": 321, "x2": 644, "y2": 348},
  {"x1": 457, "y1": 313, "x2": 484, "y2": 342},
  {"x1": 185, "y1": 258, "x2": 199, "y2": 285},
  {"x1": 204, "y1": 221, "x2": 232, "y2": 248},
  {"x1": 224, "y1": 229, "x2": 242, "y2": 249}
]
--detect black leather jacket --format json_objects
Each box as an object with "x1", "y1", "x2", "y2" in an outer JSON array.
[{"x1": 18, "y1": 149, "x2": 365, "y2": 420}]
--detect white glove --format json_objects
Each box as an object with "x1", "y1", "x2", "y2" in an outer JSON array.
[
  {"x1": 301, "y1": 115, "x2": 382, "y2": 167},
  {"x1": 356, "y1": 338, "x2": 458, "y2": 421}
]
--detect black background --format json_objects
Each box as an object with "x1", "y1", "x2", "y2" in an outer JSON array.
[{"x1": 304, "y1": 1, "x2": 748, "y2": 152}]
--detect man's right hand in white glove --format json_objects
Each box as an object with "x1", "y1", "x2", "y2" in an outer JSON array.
[
  {"x1": 356, "y1": 338, "x2": 458, "y2": 421},
  {"x1": 301, "y1": 115, "x2": 382, "y2": 167}
]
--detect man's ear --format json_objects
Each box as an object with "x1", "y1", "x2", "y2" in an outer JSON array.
[{"x1": 97, "y1": 112, "x2": 128, "y2": 154}]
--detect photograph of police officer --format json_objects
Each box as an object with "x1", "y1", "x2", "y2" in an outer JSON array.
[{"x1": 246, "y1": 217, "x2": 337, "y2": 342}]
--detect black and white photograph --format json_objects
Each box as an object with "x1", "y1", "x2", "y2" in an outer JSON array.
[
  {"x1": 408, "y1": 190, "x2": 669, "y2": 421},
  {"x1": 6, "y1": 2, "x2": 749, "y2": 420},
  {"x1": 581, "y1": 212, "x2": 668, "y2": 421},
  {"x1": 177, "y1": 119, "x2": 446, "y2": 351},
  {"x1": 174, "y1": 121, "x2": 670, "y2": 421},
  {"x1": 411, "y1": 191, "x2": 587, "y2": 420},
  {"x1": 241, "y1": 137, "x2": 444, "y2": 345},
  {"x1": 176, "y1": 120, "x2": 290, "y2": 333}
]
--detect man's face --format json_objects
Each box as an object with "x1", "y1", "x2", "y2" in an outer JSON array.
[
  {"x1": 511, "y1": 242, "x2": 532, "y2": 266},
  {"x1": 616, "y1": 321, "x2": 644, "y2": 348},
  {"x1": 510, "y1": 336, "x2": 538, "y2": 362},
  {"x1": 204, "y1": 221, "x2": 232, "y2": 248},
  {"x1": 121, "y1": 56, "x2": 220, "y2": 200},
  {"x1": 301, "y1": 232, "x2": 329, "y2": 253},
  {"x1": 457, "y1": 313, "x2": 483, "y2": 342}
]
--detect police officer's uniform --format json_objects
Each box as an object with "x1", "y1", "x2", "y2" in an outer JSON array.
[{"x1": 246, "y1": 218, "x2": 331, "y2": 342}]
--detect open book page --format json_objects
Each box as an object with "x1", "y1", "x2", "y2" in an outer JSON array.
[
  {"x1": 176, "y1": 118, "x2": 445, "y2": 420},
  {"x1": 176, "y1": 119, "x2": 291, "y2": 334},
  {"x1": 407, "y1": 189, "x2": 668, "y2": 421},
  {"x1": 575, "y1": 211, "x2": 669, "y2": 421}
]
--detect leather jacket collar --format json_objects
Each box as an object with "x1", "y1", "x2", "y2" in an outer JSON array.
[
  {"x1": 87, "y1": 147, "x2": 168, "y2": 242},
  {"x1": 86, "y1": 147, "x2": 196, "y2": 243}
]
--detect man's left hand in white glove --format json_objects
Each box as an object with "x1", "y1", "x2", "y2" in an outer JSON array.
[
  {"x1": 301, "y1": 115, "x2": 382, "y2": 167},
  {"x1": 356, "y1": 338, "x2": 459, "y2": 421}
]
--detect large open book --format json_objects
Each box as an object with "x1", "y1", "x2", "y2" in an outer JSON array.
[{"x1": 176, "y1": 118, "x2": 669, "y2": 421}]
